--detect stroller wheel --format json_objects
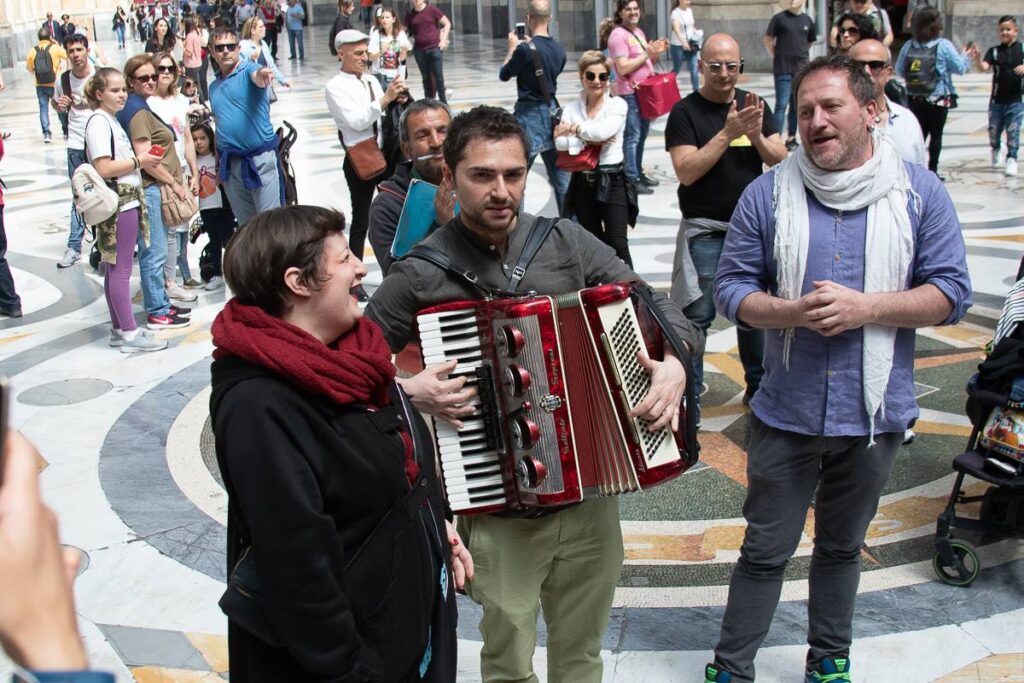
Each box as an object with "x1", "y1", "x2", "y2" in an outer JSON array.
[{"x1": 932, "y1": 539, "x2": 981, "y2": 587}]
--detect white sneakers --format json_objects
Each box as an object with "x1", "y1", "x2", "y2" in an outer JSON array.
[
  {"x1": 57, "y1": 248, "x2": 81, "y2": 268},
  {"x1": 1008, "y1": 158, "x2": 1019, "y2": 177},
  {"x1": 205, "y1": 276, "x2": 225, "y2": 291},
  {"x1": 166, "y1": 283, "x2": 199, "y2": 302},
  {"x1": 111, "y1": 328, "x2": 168, "y2": 353}
]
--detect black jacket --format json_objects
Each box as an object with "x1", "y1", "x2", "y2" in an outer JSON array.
[
  {"x1": 329, "y1": 14, "x2": 354, "y2": 56},
  {"x1": 210, "y1": 355, "x2": 456, "y2": 682},
  {"x1": 367, "y1": 161, "x2": 413, "y2": 275}
]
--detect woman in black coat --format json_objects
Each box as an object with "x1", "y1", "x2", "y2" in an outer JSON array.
[{"x1": 209, "y1": 205, "x2": 471, "y2": 682}]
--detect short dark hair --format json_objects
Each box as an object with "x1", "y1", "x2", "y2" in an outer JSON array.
[
  {"x1": 912, "y1": 6, "x2": 942, "y2": 43},
  {"x1": 793, "y1": 55, "x2": 876, "y2": 108},
  {"x1": 998, "y1": 15, "x2": 1017, "y2": 26},
  {"x1": 62, "y1": 33, "x2": 89, "y2": 50},
  {"x1": 442, "y1": 106, "x2": 529, "y2": 172},
  {"x1": 210, "y1": 25, "x2": 240, "y2": 44},
  {"x1": 223, "y1": 206, "x2": 348, "y2": 317},
  {"x1": 399, "y1": 99, "x2": 452, "y2": 145},
  {"x1": 38, "y1": 27, "x2": 51, "y2": 41},
  {"x1": 836, "y1": 12, "x2": 880, "y2": 43}
]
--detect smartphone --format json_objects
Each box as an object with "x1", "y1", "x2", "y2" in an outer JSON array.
[
  {"x1": 515, "y1": 22, "x2": 526, "y2": 40},
  {"x1": 965, "y1": 41, "x2": 975, "y2": 50},
  {"x1": 0, "y1": 376, "x2": 9, "y2": 486},
  {"x1": 148, "y1": 144, "x2": 166, "y2": 157}
]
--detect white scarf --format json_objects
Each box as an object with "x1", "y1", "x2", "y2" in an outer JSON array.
[{"x1": 772, "y1": 130, "x2": 918, "y2": 444}]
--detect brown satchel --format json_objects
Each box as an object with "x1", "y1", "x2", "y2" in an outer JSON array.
[
  {"x1": 345, "y1": 136, "x2": 387, "y2": 181},
  {"x1": 159, "y1": 182, "x2": 198, "y2": 227}
]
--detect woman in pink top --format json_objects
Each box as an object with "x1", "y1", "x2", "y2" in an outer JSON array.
[
  {"x1": 182, "y1": 18, "x2": 206, "y2": 101},
  {"x1": 607, "y1": 0, "x2": 667, "y2": 192}
]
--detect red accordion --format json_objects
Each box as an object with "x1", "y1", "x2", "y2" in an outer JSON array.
[{"x1": 412, "y1": 282, "x2": 699, "y2": 514}]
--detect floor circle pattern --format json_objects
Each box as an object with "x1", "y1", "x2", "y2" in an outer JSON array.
[{"x1": 18, "y1": 378, "x2": 114, "y2": 406}]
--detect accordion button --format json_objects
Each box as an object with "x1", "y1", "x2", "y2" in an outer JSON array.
[
  {"x1": 511, "y1": 416, "x2": 541, "y2": 449},
  {"x1": 520, "y1": 455, "x2": 547, "y2": 488},
  {"x1": 498, "y1": 325, "x2": 526, "y2": 358},
  {"x1": 504, "y1": 364, "x2": 532, "y2": 397}
]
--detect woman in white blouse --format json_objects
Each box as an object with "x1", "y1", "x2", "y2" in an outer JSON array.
[
  {"x1": 669, "y1": 0, "x2": 700, "y2": 92},
  {"x1": 554, "y1": 51, "x2": 634, "y2": 267},
  {"x1": 240, "y1": 17, "x2": 291, "y2": 94}
]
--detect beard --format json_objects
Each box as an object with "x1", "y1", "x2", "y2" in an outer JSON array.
[{"x1": 806, "y1": 115, "x2": 872, "y2": 171}]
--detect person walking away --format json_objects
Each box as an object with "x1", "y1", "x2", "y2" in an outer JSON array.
[
  {"x1": 554, "y1": 51, "x2": 634, "y2": 265},
  {"x1": 499, "y1": 0, "x2": 569, "y2": 213},
  {"x1": 765, "y1": 0, "x2": 816, "y2": 150},
  {"x1": 977, "y1": 15, "x2": 1023, "y2": 177},
  {"x1": 26, "y1": 29, "x2": 67, "y2": 144},
  {"x1": 113, "y1": 7, "x2": 128, "y2": 50},
  {"x1": 404, "y1": 0, "x2": 451, "y2": 102},
  {"x1": 894, "y1": 6, "x2": 974, "y2": 178},
  {"x1": 285, "y1": 0, "x2": 305, "y2": 60},
  {"x1": 191, "y1": 121, "x2": 237, "y2": 290},
  {"x1": 666, "y1": 32, "x2": 786, "y2": 420},
  {"x1": 704, "y1": 54, "x2": 971, "y2": 683},
  {"x1": 669, "y1": 0, "x2": 701, "y2": 92}
]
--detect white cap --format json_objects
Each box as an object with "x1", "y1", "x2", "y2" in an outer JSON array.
[{"x1": 334, "y1": 29, "x2": 369, "y2": 49}]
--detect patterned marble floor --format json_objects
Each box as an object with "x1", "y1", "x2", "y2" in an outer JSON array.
[{"x1": 1, "y1": 29, "x2": 1023, "y2": 683}]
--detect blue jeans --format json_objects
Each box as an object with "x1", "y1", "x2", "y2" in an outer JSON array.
[
  {"x1": 287, "y1": 28, "x2": 304, "y2": 59},
  {"x1": 682, "y1": 233, "x2": 764, "y2": 402},
  {"x1": 412, "y1": 48, "x2": 446, "y2": 102},
  {"x1": 989, "y1": 101, "x2": 1024, "y2": 160},
  {"x1": 514, "y1": 100, "x2": 570, "y2": 213},
  {"x1": 221, "y1": 150, "x2": 282, "y2": 227},
  {"x1": 140, "y1": 184, "x2": 171, "y2": 317},
  {"x1": 114, "y1": 24, "x2": 126, "y2": 45},
  {"x1": 773, "y1": 74, "x2": 797, "y2": 138},
  {"x1": 670, "y1": 44, "x2": 700, "y2": 93},
  {"x1": 66, "y1": 148, "x2": 87, "y2": 253},
  {"x1": 621, "y1": 93, "x2": 650, "y2": 181},
  {"x1": 36, "y1": 86, "x2": 53, "y2": 136}
]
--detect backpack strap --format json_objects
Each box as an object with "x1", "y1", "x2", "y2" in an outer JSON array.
[
  {"x1": 507, "y1": 216, "x2": 557, "y2": 292},
  {"x1": 60, "y1": 70, "x2": 71, "y2": 99},
  {"x1": 404, "y1": 244, "x2": 498, "y2": 297}
]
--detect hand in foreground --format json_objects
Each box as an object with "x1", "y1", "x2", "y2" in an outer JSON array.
[
  {"x1": 798, "y1": 280, "x2": 872, "y2": 336},
  {"x1": 253, "y1": 67, "x2": 275, "y2": 88},
  {"x1": 398, "y1": 359, "x2": 478, "y2": 429},
  {"x1": 721, "y1": 98, "x2": 763, "y2": 143},
  {"x1": 433, "y1": 175, "x2": 457, "y2": 225},
  {"x1": 630, "y1": 350, "x2": 686, "y2": 432},
  {"x1": 445, "y1": 520, "x2": 473, "y2": 589},
  {"x1": 740, "y1": 91, "x2": 764, "y2": 139},
  {"x1": 0, "y1": 431, "x2": 87, "y2": 672}
]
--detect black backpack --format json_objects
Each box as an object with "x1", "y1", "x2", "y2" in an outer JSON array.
[
  {"x1": 905, "y1": 42, "x2": 939, "y2": 97},
  {"x1": 33, "y1": 44, "x2": 55, "y2": 84}
]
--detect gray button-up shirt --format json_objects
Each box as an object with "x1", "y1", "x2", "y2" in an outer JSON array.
[{"x1": 366, "y1": 212, "x2": 705, "y2": 357}]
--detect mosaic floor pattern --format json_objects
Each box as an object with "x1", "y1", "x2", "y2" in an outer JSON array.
[{"x1": 0, "y1": 29, "x2": 1023, "y2": 683}]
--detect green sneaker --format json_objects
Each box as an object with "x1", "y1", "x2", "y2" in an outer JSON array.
[
  {"x1": 806, "y1": 656, "x2": 852, "y2": 682},
  {"x1": 704, "y1": 663, "x2": 732, "y2": 683}
]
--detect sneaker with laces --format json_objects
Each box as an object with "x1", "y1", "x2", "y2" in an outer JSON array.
[
  {"x1": 120, "y1": 329, "x2": 168, "y2": 353},
  {"x1": 167, "y1": 284, "x2": 199, "y2": 302},
  {"x1": 806, "y1": 656, "x2": 851, "y2": 683},
  {"x1": 704, "y1": 663, "x2": 732, "y2": 683},
  {"x1": 183, "y1": 278, "x2": 204, "y2": 288},
  {"x1": 57, "y1": 248, "x2": 81, "y2": 268},
  {"x1": 109, "y1": 328, "x2": 123, "y2": 347},
  {"x1": 205, "y1": 275, "x2": 225, "y2": 291},
  {"x1": 147, "y1": 313, "x2": 191, "y2": 330},
  {"x1": 992, "y1": 148, "x2": 1001, "y2": 168},
  {"x1": 1007, "y1": 158, "x2": 1019, "y2": 177},
  {"x1": 169, "y1": 305, "x2": 192, "y2": 318}
]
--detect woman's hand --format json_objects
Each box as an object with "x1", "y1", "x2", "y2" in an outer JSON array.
[
  {"x1": 552, "y1": 122, "x2": 576, "y2": 138},
  {"x1": 187, "y1": 175, "x2": 199, "y2": 195},
  {"x1": 137, "y1": 151, "x2": 162, "y2": 172},
  {"x1": 445, "y1": 520, "x2": 473, "y2": 589},
  {"x1": 173, "y1": 182, "x2": 187, "y2": 201}
]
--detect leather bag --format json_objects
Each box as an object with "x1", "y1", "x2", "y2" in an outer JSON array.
[
  {"x1": 633, "y1": 72, "x2": 681, "y2": 120},
  {"x1": 160, "y1": 183, "x2": 199, "y2": 226},
  {"x1": 346, "y1": 136, "x2": 388, "y2": 180}
]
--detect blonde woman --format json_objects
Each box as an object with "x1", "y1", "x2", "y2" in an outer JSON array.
[{"x1": 240, "y1": 16, "x2": 291, "y2": 91}]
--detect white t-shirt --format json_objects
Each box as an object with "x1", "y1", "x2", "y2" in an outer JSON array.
[
  {"x1": 54, "y1": 65, "x2": 96, "y2": 150},
  {"x1": 147, "y1": 94, "x2": 191, "y2": 173},
  {"x1": 84, "y1": 110, "x2": 142, "y2": 211},
  {"x1": 196, "y1": 153, "x2": 224, "y2": 210},
  {"x1": 368, "y1": 29, "x2": 411, "y2": 78},
  {"x1": 669, "y1": 7, "x2": 696, "y2": 46}
]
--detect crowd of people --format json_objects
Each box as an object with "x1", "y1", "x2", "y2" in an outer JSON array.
[{"x1": 0, "y1": 1, "x2": 1020, "y2": 683}]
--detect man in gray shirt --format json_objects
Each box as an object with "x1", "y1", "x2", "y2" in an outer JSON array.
[{"x1": 366, "y1": 105, "x2": 703, "y2": 683}]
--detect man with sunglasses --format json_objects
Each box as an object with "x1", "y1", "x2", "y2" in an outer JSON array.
[
  {"x1": 208, "y1": 25, "x2": 281, "y2": 226},
  {"x1": 850, "y1": 39, "x2": 925, "y2": 166},
  {"x1": 666, "y1": 33, "x2": 787, "y2": 421}
]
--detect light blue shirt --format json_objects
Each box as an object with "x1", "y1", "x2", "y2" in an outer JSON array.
[
  {"x1": 714, "y1": 162, "x2": 972, "y2": 437},
  {"x1": 209, "y1": 60, "x2": 276, "y2": 152},
  {"x1": 239, "y1": 38, "x2": 287, "y2": 85},
  {"x1": 286, "y1": 3, "x2": 305, "y2": 31},
  {"x1": 895, "y1": 37, "x2": 970, "y2": 98}
]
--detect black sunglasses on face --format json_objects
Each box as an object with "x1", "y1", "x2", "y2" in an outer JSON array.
[
  {"x1": 133, "y1": 73, "x2": 157, "y2": 83},
  {"x1": 856, "y1": 59, "x2": 888, "y2": 71},
  {"x1": 584, "y1": 71, "x2": 610, "y2": 82},
  {"x1": 839, "y1": 26, "x2": 860, "y2": 35},
  {"x1": 213, "y1": 42, "x2": 239, "y2": 52},
  {"x1": 156, "y1": 64, "x2": 176, "y2": 73}
]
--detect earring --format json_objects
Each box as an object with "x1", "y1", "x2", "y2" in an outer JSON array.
[{"x1": 874, "y1": 115, "x2": 882, "y2": 124}]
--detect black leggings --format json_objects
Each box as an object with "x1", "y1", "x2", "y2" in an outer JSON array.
[
  {"x1": 201, "y1": 207, "x2": 236, "y2": 277},
  {"x1": 908, "y1": 97, "x2": 950, "y2": 173},
  {"x1": 570, "y1": 171, "x2": 632, "y2": 268},
  {"x1": 342, "y1": 156, "x2": 387, "y2": 262}
]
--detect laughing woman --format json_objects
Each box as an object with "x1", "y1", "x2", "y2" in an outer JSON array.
[{"x1": 210, "y1": 205, "x2": 470, "y2": 682}]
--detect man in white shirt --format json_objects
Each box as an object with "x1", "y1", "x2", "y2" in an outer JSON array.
[
  {"x1": 850, "y1": 39, "x2": 926, "y2": 167},
  {"x1": 324, "y1": 28, "x2": 407, "y2": 276},
  {"x1": 52, "y1": 34, "x2": 95, "y2": 268}
]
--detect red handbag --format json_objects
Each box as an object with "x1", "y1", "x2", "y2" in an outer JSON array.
[
  {"x1": 556, "y1": 144, "x2": 601, "y2": 173},
  {"x1": 633, "y1": 72, "x2": 681, "y2": 120}
]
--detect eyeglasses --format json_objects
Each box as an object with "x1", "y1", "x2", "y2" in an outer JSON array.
[
  {"x1": 156, "y1": 64, "x2": 176, "y2": 73},
  {"x1": 212, "y1": 42, "x2": 239, "y2": 52},
  {"x1": 584, "y1": 71, "x2": 610, "y2": 82},
  {"x1": 839, "y1": 26, "x2": 861, "y2": 35},
  {"x1": 704, "y1": 61, "x2": 742, "y2": 74},
  {"x1": 133, "y1": 74, "x2": 157, "y2": 83},
  {"x1": 856, "y1": 59, "x2": 888, "y2": 71}
]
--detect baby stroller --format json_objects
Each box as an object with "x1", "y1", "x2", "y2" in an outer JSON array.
[{"x1": 933, "y1": 260, "x2": 1024, "y2": 587}]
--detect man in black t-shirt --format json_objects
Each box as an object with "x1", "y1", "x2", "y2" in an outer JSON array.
[
  {"x1": 666, "y1": 32, "x2": 788, "y2": 414},
  {"x1": 978, "y1": 15, "x2": 1023, "y2": 177},
  {"x1": 764, "y1": 0, "x2": 817, "y2": 148}
]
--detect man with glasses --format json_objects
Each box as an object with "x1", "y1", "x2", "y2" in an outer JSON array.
[
  {"x1": 831, "y1": 0, "x2": 892, "y2": 48},
  {"x1": 850, "y1": 39, "x2": 925, "y2": 166},
  {"x1": 666, "y1": 32, "x2": 786, "y2": 421},
  {"x1": 764, "y1": 0, "x2": 817, "y2": 151},
  {"x1": 208, "y1": 26, "x2": 281, "y2": 226}
]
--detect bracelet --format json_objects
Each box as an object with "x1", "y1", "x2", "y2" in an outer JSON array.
[{"x1": 132, "y1": 157, "x2": 140, "y2": 171}]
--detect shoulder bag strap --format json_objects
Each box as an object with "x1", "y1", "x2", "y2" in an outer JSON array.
[
  {"x1": 507, "y1": 216, "x2": 557, "y2": 292},
  {"x1": 527, "y1": 42, "x2": 553, "y2": 107},
  {"x1": 404, "y1": 244, "x2": 497, "y2": 297}
]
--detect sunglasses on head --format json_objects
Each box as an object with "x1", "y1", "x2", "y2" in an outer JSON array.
[
  {"x1": 584, "y1": 71, "x2": 610, "y2": 82},
  {"x1": 156, "y1": 64, "x2": 176, "y2": 73},
  {"x1": 133, "y1": 73, "x2": 157, "y2": 83},
  {"x1": 213, "y1": 42, "x2": 239, "y2": 52},
  {"x1": 839, "y1": 26, "x2": 860, "y2": 35},
  {"x1": 856, "y1": 59, "x2": 888, "y2": 71}
]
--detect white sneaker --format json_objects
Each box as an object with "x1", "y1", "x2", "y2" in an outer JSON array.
[
  {"x1": 120, "y1": 329, "x2": 168, "y2": 353},
  {"x1": 205, "y1": 275, "x2": 225, "y2": 291},
  {"x1": 109, "y1": 328, "x2": 123, "y2": 347},
  {"x1": 57, "y1": 248, "x2": 81, "y2": 268},
  {"x1": 992, "y1": 148, "x2": 1001, "y2": 168},
  {"x1": 166, "y1": 284, "x2": 199, "y2": 302},
  {"x1": 1007, "y1": 158, "x2": 1019, "y2": 177}
]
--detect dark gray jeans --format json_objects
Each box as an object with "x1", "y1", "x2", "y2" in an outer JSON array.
[{"x1": 713, "y1": 416, "x2": 901, "y2": 682}]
